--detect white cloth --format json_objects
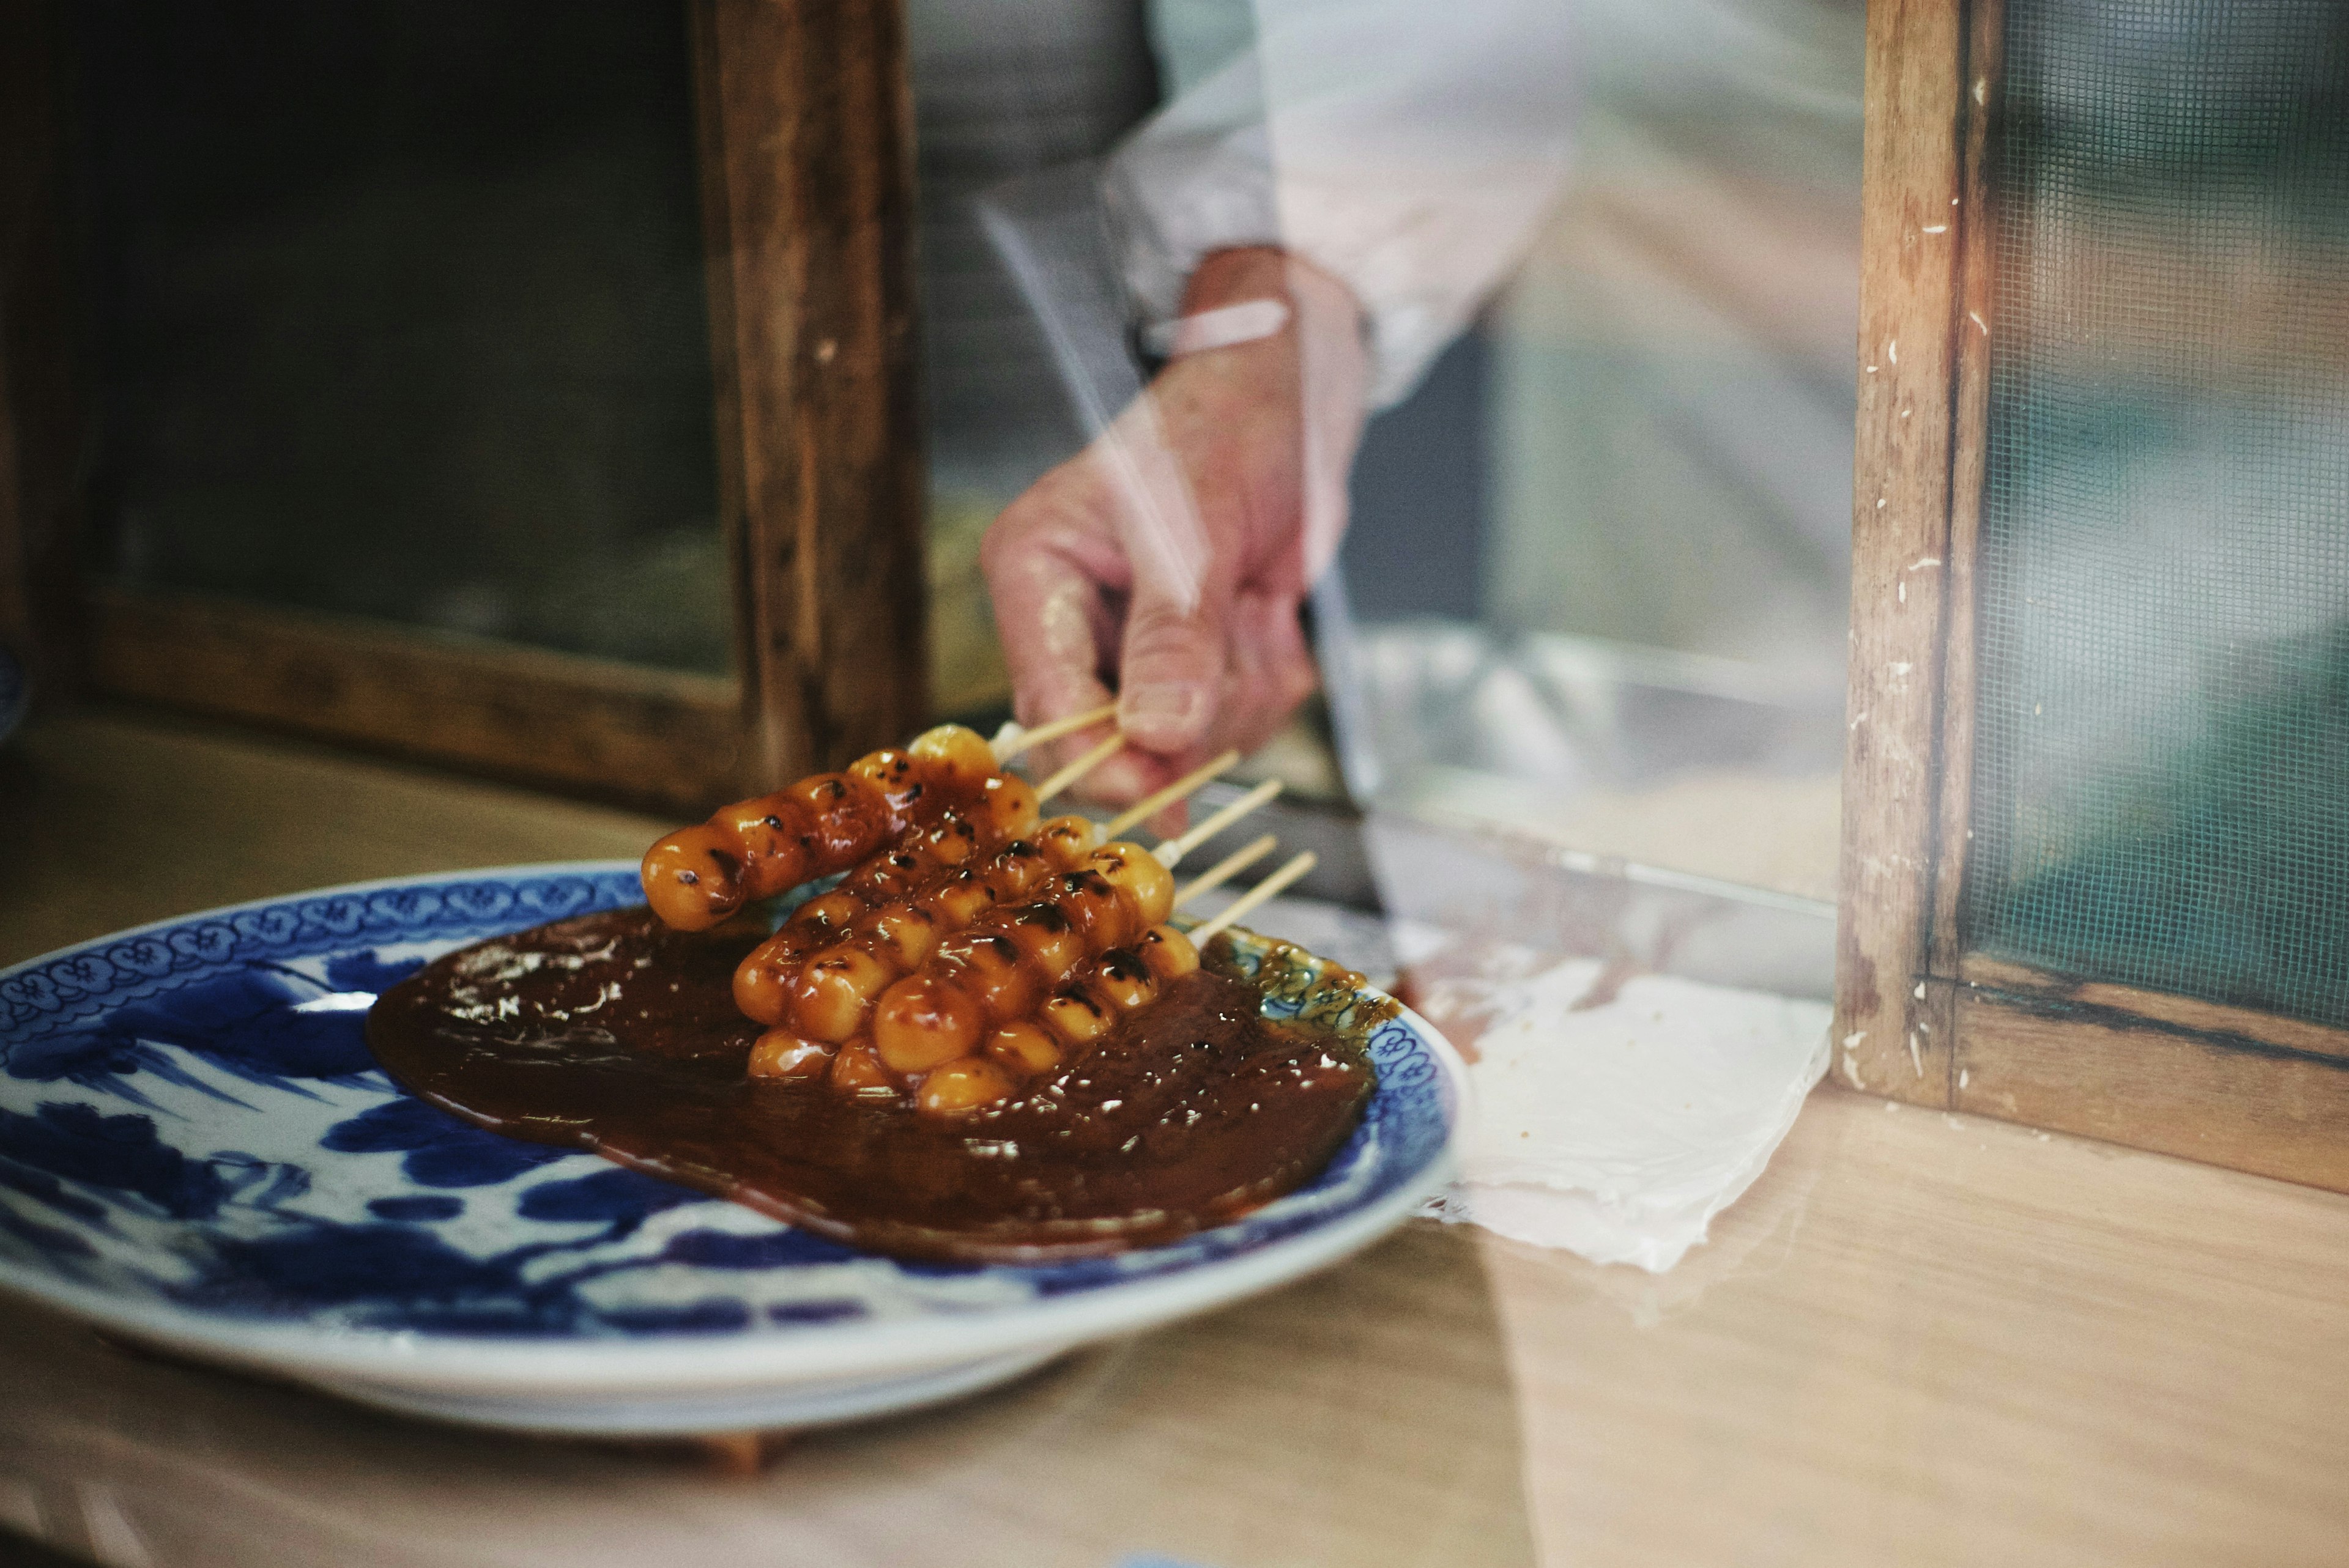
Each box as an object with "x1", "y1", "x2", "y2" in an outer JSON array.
[
  {"x1": 1187, "y1": 887, "x2": 1833, "y2": 1275},
  {"x1": 1422, "y1": 958, "x2": 1830, "y2": 1271},
  {"x1": 1107, "y1": 0, "x2": 1579, "y2": 408}
]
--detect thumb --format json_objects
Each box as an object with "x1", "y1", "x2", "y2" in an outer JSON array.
[{"x1": 1116, "y1": 575, "x2": 1230, "y2": 756}]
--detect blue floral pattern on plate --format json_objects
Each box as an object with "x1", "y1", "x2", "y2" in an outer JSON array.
[{"x1": 0, "y1": 865, "x2": 1458, "y2": 1352}]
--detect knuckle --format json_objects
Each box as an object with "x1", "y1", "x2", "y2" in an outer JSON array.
[{"x1": 1121, "y1": 610, "x2": 1219, "y2": 671}]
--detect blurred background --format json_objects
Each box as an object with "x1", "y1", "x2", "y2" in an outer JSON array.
[
  {"x1": 32, "y1": 0, "x2": 1866, "y2": 911},
  {"x1": 28, "y1": 0, "x2": 2349, "y2": 1002},
  {"x1": 909, "y1": 0, "x2": 1861, "y2": 908}
]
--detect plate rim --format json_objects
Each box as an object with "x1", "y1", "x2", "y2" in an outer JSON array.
[{"x1": 0, "y1": 860, "x2": 1467, "y2": 1394}]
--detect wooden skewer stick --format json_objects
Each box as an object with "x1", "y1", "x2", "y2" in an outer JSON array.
[
  {"x1": 1153, "y1": 778, "x2": 1283, "y2": 867},
  {"x1": 1100, "y1": 749, "x2": 1244, "y2": 839},
  {"x1": 1173, "y1": 832, "x2": 1278, "y2": 909},
  {"x1": 989, "y1": 701, "x2": 1119, "y2": 763},
  {"x1": 1034, "y1": 731, "x2": 1126, "y2": 804},
  {"x1": 1187, "y1": 851, "x2": 1318, "y2": 943}
]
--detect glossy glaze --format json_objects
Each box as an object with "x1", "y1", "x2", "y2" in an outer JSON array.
[{"x1": 367, "y1": 908, "x2": 1374, "y2": 1262}]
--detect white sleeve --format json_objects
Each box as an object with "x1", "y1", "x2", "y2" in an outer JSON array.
[{"x1": 1104, "y1": 0, "x2": 1578, "y2": 409}]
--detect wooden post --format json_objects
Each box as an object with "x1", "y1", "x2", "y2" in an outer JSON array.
[
  {"x1": 1924, "y1": 0, "x2": 2002, "y2": 1005},
  {"x1": 692, "y1": 0, "x2": 929, "y2": 793},
  {"x1": 1836, "y1": 0, "x2": 1976, "y2": 1106}
]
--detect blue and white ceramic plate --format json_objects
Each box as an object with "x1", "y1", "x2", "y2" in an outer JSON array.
[{"x1": 0, "y1": 864, "x2": 1464, "y2": 1433}]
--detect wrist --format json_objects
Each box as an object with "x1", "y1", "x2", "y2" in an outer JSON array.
[
  {"x1": 1159, "y1": 248, "x2": 1369, "y2": 590},
  {"x1": 1160, "y1": 247, "x2": 1371, "y2": 413},
  {"x1": 1180, "y1": 246, "x2": 1362, "y2": 344}
]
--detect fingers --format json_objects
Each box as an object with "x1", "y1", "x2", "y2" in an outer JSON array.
[
  {"x1": 983, "y1": 476, "x2": 1319, "y2": 809},
  {"x1": 982, "y1": 461, "x2": 1167, "y2": 805},
  {"x1": 1116, "y1": 582, "x2": 1226, "y2": 755},
  {"x1": 1214, "y1": 587, "x2": 1321, "y2": 759},
  {"x1": 1089, "y1": 590, "x2": 1319, "y2": 815},
  {"x1": 981, "y1": 468, "x2": 1124, "y2": 730},
  {"x1": 979, "y1": 268, "x2": 1340, "y2": 813}
]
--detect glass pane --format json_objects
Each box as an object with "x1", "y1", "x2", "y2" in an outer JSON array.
[
  {"x1": 901, "y1": 0, "x2": 1860, "y2": 908},
  {"x1": 1966, "y1": 0, "x2": 2349, "y2": 1024},
  {"x1": 892, "y1": 15, "x2": 1853, "y2": 1319},
  {"x1": 906, "y1": 0, "x2": 1160, "y2": 720},
  {"x1": 73, "y1": 1, "x2": 729, "y2": 675},
  {"x1": 1331, "y1": 0, "x2": 1861, "y2": 903}
]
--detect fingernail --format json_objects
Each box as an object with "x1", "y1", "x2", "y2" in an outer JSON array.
[{"x1": 1119, "y1": 683, "x2": 1204, "y2": 740}]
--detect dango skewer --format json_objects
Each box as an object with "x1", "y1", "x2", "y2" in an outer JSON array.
[
  {"x1": 640, "y1": 723, "x2": 1012, "y2": 933},
  {"x1": 736, "y1": 750, "x2": 1285, "y2": 1041},
  {"x1": 746, "y1": 827, "x2": 1196, "y2": 1099},
  {"x1": 753, "y1": 830, "x2": 1176, "y2": 1052},
  {"x1": 710, "y1": 722, "x2": 1308, "y2": 1121},
  {"x1": 751, "y1": 832, "x2": 1307, "y2": 1122},
  {"x1": 641, "y1": 714, "x2": 1136, "y2": 936}
]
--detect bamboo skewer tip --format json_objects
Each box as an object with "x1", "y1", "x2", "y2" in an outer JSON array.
[
  {"x1": 1100, "y1": 749, "x2": 1244, "y2": 840},
  {"x1": 990, "y1": 701, "x2": 1120, "y2": 764},
  {"x1": 1172, "y1": 832, "x2": 1280, "y2": 909},
  {"x1": 1033, "y1": 731, "x2": 1127, "y2": 804},
  {"x1": 1156, "y1": 777, "x2": 1283, "y2": 867},
  {"x1": 1187, "y1": 851, "x2": 1318, "y2": 944}
]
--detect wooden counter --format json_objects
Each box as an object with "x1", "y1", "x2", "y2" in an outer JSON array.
[{"x1": 2, "y1": 709, "x2": 2344, "y2": 1567}]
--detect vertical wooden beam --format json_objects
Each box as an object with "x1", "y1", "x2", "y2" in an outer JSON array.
[
  {"x1": 693, "y1": 0, "x2": 928, "y2": 792},
  {"x1": 1836, "y1": 0, "x2": 1973, "y2": 1105},
  {"x1": 1923, "y1": 0, "x2": 2004, "y2": 1078},
  {"x1": 688, "y1": 1, "x2": 755, "y2": 728}
]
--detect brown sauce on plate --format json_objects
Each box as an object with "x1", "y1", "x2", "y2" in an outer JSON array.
[{"x1": 365, "y1": 908, "x2": 1374, "y2": 1262}]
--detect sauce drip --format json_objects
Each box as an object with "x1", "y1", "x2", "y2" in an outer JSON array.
[{"x1": 365, "y1": 908, "x2": 1375, "y2": 1262}]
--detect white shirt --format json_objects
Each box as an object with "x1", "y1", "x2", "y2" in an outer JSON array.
[{"x1": 1105, "y1": 0, "x2": 1579, "y2": 408}]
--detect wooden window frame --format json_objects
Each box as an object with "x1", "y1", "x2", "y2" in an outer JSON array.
[
  {"x1": 1838, "y1": 0, "x2": 2349, "y2": 1191},
  {"x1": 0, "y1": 0, "x2": 927, "y2": 816}
]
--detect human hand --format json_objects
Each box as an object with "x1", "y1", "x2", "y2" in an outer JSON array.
[{"x1": 981, "y1": 247, "x2": 1370, "y2": 805}]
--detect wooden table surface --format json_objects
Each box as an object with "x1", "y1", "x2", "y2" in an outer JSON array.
[{"x1": 4, "y1": 709, "x2": 2346, "y2": 1567}]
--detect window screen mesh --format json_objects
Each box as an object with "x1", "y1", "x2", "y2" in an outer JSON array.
[{"x1": 1967, "y1": 1, "x2": 2349, "y2": 1024}]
